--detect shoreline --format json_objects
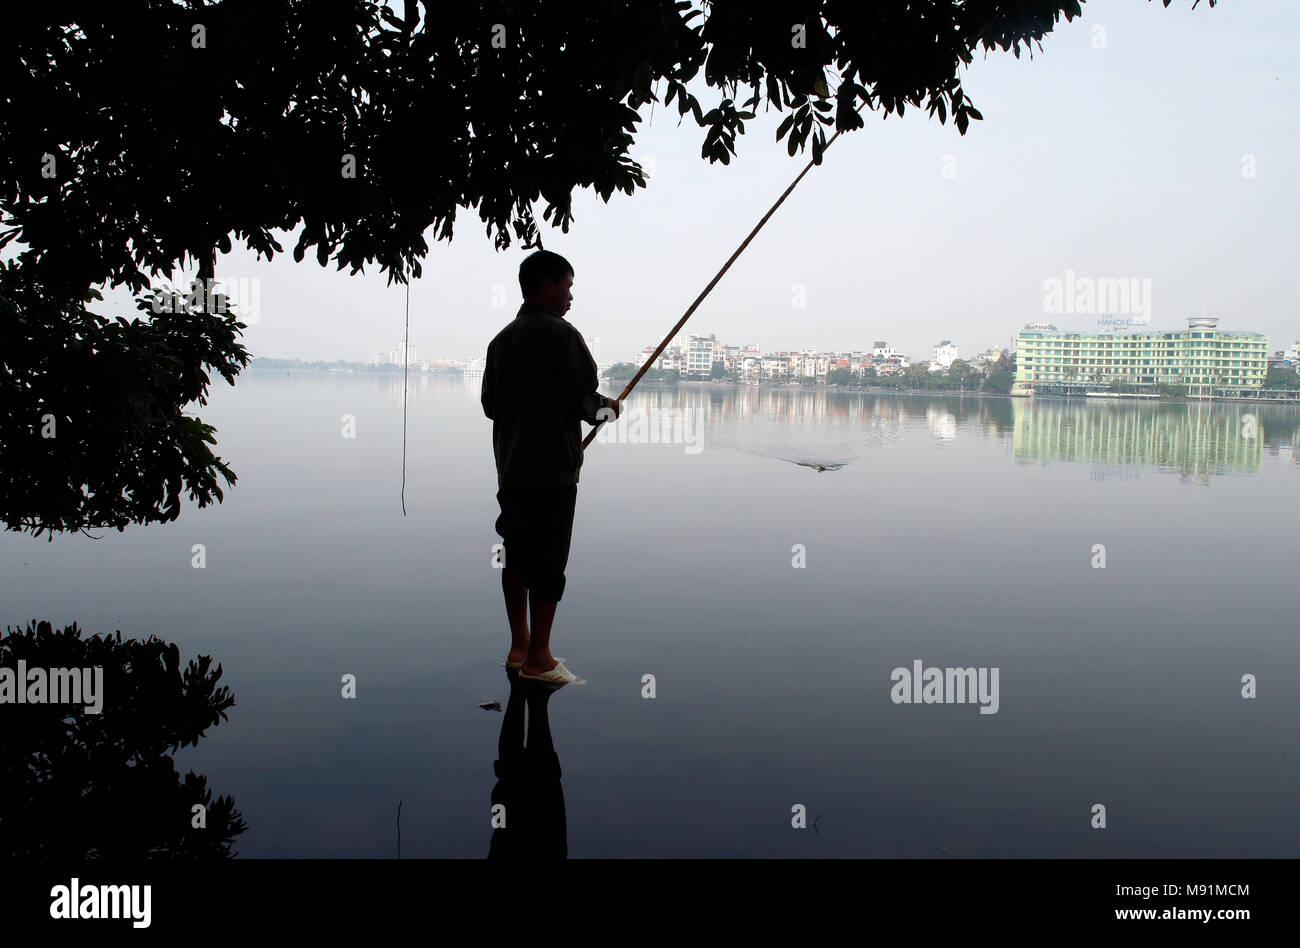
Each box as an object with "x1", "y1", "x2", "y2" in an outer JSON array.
[
  {"x1": 601, "y1": 378, "x2": 1300, "y2": 405},
  {"x1": 248, "y1": 366, "x2": 1300, "y2": 406}
]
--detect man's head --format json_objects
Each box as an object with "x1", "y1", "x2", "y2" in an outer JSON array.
[{"x1": 519, "y1": 250, "x2": 574, "y2": 317}]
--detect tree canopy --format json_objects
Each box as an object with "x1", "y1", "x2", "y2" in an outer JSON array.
[{"x1": 0, "y1": 0, "x2": 1214, "y2": 538}]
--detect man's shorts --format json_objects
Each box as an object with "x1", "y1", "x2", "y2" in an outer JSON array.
[{"x1": 494, "y1": 485, "x2": 578, "y2": 602}]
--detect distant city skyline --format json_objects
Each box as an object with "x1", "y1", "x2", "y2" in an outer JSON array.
[{"x1": 291, "y1": 314, "x2": 1289, "y2": 369}]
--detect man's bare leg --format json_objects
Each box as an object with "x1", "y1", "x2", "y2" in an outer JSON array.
[
  {"x1": 502, "y1": 567, "x2": 530, "y2": 665},
  {"x1": 520, "y1": 594, "x2": 560, "y2": 676}
]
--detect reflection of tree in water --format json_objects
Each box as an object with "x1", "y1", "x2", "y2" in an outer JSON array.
[{"x1": 0, "y1": 620, "x2": 247, "y2": 859}]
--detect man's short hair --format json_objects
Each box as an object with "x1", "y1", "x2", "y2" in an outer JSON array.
[{"x1": 519, "y1": 250, "x2": 574, "y2": 298}]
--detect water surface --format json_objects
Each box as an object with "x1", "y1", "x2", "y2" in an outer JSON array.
[{"x1": 4, "y1": 373, "x2": 1297, "y2": 857}]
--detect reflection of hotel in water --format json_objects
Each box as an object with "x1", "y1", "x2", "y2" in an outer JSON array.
[
  {"x1": 507, "y1": 379, "x2": 1299, "y2": 473},
  {"x1": 1010, "y1": 398, "x2": 1276, "y2": 475}
]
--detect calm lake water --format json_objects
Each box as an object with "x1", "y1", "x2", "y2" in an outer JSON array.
[{"x1": 4, "y1": 370, "x2": 1299, "y2": 857}]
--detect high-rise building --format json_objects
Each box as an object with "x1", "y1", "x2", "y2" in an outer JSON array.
[
  {"x1": 387, "y1": 343, "x2": 417, "y2": 365},
  {"x1": 1015, "y1": 317, "x2": 1268, "y2": 394},
  {"x1": 683, "y1": 334, "x2": 717, "y2": 378},
  {"x1": 931, "y1": 340, "x2": 958, "y2": 371}
]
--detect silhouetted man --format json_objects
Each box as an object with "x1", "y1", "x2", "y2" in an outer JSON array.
[{"x1": 482, "y1": 250, "x2": 620, "y2": 685}]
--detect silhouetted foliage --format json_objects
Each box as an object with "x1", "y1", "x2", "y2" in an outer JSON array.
[
  {"x1": 1, "y1": 264, "x2": 250, "y2": 539},
  {"x1": 0, "y1": 619, "x2": 247, "y2": 859},
  {"x1": 0, "y1": 0, "x2": 1214, "y2": 537}
]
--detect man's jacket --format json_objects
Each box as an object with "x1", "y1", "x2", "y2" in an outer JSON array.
[{"x1": 481, "y1": 301, "x2": 613, "y2": 489}]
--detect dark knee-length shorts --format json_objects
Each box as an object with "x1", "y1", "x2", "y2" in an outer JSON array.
[{"x1": 495, "y1": 485, "x2": 578, "y2": 602}]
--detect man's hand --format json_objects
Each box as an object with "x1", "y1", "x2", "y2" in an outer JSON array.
[{"x1": 598, "y1": 396, "x2": 622, "y2": 422}]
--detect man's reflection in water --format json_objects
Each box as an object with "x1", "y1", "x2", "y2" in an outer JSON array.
[{"x1": 488, "y1": 668, "x2": 567, "y2": 859}]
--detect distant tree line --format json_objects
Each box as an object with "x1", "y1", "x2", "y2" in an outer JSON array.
[
  {"x1": 249, "y1": 357, "x2": 461, "y2": 374},
  {"x1": 605, "y1": 353, "x2": 1016, "y2": 392},
  {"x1": 1263, "y1": 367, "x2": 1300, "y2": 390}
]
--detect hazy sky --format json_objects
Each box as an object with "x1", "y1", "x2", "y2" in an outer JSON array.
[{"x1": 65, "y1": 0, "x2": 1300, "y2": 364}]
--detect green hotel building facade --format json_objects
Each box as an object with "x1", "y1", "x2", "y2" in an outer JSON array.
[{"x1": 1015, "y1": 316, "x2": 1268, "y2": 396}]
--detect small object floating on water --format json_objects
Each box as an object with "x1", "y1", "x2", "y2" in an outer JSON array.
[
  {"x1": 788, "y1": 459, "x2": 846, "y2": 472},
  {"x1": 479, "y1": 701, "x2": 502, "y2": 711}
]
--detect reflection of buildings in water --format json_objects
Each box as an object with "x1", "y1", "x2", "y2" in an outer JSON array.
[
  {"x1": 1011, "y1": 399, "x2": 1267, "y2": 477},
  {"x1": 1089, "y1": 464, "x2": 1140, "y2": 482},
  {"x1": 926, "y1": 407, "x2": 957, "y2": 442},
  {"x1": 660, "y1": 385, "x2": 911, "y2": 427},
  {"x1": 356, "y1": 370, "x2": 459, "y2": 404},
  {"x1": 475, "y1": 382, "x2": 1013, "y2": 450}
]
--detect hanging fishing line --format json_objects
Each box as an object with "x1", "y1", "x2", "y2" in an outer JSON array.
[{"x1": 401, "y1": 279, "x2": 409, "y2": 516}]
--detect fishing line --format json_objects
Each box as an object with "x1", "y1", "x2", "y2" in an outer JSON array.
[
  {"x1": 398, "y1": 97, "x2": 866, "y2": 504},
  {"x1": 582, "y1": 100, "x2": 866, "y2": 450},
  {"x1": 401, "y1": 279, "x2": 409, "y2": 516}
]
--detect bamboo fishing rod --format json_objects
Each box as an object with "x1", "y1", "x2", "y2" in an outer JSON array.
[{"x1": 582, "y1": 102, "x2": 865, "y2": 450}]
